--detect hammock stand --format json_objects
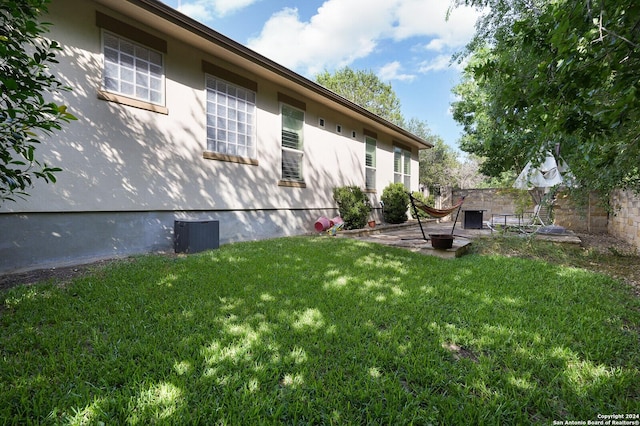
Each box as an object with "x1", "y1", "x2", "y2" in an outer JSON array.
[{"x1": 408, "y1": 193, "x2": 466, "y2": 241}]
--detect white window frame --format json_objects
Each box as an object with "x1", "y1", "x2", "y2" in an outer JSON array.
[
  {"x1": 205, "y1": 74, "x2": 257, "y2": 159},
  {"x1": 394, "y1": 146, "x2": 412, "y2": 189},
  {"x1": 102, "y1": 30, "x2": 164, "y2": 105},
  {"x1": 365, "y1": 136, "x2": 377, "y2": 190},
  {"x1": 281, "y1": 104, "x2": 305, "y2": 182}
]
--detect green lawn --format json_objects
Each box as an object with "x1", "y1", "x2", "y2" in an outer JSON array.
[{"x1": 1, "y1": 236, "x2": 639, "y2": 424}]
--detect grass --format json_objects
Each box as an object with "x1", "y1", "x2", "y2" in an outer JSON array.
[{"x1": 1, "y1": 236, "x2": 639, "y2": 424}]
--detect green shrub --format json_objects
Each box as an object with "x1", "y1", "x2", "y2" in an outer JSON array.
[
  {"x1": 381, "y1": 183, "x2": 409, "y2": 224},
  {"x1": 332, "y1": 186, "x2": 371, "y2": 230}
]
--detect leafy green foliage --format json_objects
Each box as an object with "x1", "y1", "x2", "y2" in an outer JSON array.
[
  {"x1": 418, "y1": 137, "x2": 460, "y2": 190},
  {"x1": 0, "y1": 0, "x2": 76, "y2": 204},
  {"x1": 451, "y1": 0, "x2": 640, "y2": 197},
  {"x1": 1, "y1": 238, "x2": 638, "y2": 423},
  {"x1": 332, "y1": 186, "x2": 371, "y2": 229},
  {"x1": 316, "y1": 67, "x2": 404, "y2": 126},
  {"x1": 381, "y1": 182, "x2": 409, "y2": 224}
]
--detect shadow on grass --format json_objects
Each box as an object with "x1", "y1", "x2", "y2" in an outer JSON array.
[{"x1": 1, "y1": 237, "x2": 639, "y2": 424}]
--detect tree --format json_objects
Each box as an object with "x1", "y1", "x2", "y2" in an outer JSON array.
[
  {"x1": 456, "y1": 155, "x2": 492, "y2": 189},
  {"x1": 451, "y1": 0, "x2": 640, "y2": 196},
  {"x1": 418, "y1": 136, "x2": 460, "y2": 191},
  {"x1": 0, "y1": 0, "x2": 76, "y2": 204},
  {"x1": 315, "y1": 67, "x2": 404, "y2": 125},
  {"x1": 317, "y1": 67, "x2": 465, "y2": 189}
]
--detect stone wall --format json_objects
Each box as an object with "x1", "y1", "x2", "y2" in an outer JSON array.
[
  {"x1": 446, "y1": 187, "x2": 639, "y2": 250},
  {"x1": 553, "y1": 191, "x2": 608, "y2": 233},
  {"x1": 609, "y1": 189, "x2": 640, "y2": 249},
  {"x1": 449, "y1": 188, "x2": 608, "y2": 233},
  {"x1": 450, "y1": 188, "x2": 533, "y2": 227}
]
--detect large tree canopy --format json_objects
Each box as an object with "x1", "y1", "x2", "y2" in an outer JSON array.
[
  {"x1": 451, "y1": 0, "x2": 640, "y2": 195},
  {"x1": 0, "y1": 0, "x2": 75, "y2": 204},
  {"x1": 316, "y1": 67, "x2": 404, "y2": 126}
]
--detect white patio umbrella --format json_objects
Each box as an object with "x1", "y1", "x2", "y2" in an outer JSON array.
[
  {"x1": 513, "y1": 151, "x2": 574, "y2": 230},
  {"x1": 513, "y1": 151, "x2": 567, "y2": 190}
]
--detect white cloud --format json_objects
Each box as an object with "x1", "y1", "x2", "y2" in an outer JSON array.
[
  {"x1": 177, "y1": 2, "x2": 213, "y2": 22},
  {"x1": 177, "y1": 0, "x2": 260, "y2": 19},
  {"x1": 246, "y1": 0, "x2": 481, "y2": 76},
  {"x1": 393, "y1": 0, "x2": 480, "y2": 51},
  {"x1": 213, "y1": 0, "x2": 260, "y2": 17},
  {"x1": 248, "y1": 0, "x2": 398, "y2": 76},
  {"x1": 418, "y1": 54, "x2": 457, "y2": 73},
  {"x1": 378, "y1": 61, "x2": 415, "y2": 82}
]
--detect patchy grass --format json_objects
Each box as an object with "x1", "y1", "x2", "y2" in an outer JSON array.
[{"x1": 1, "y1": 236, "x2": 639, "y2": 424}]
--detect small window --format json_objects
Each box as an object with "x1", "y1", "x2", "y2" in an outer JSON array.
[
  {"x1": 102, "y1": 31, "x2": 164, "y2": 105},
  {"x1": 281, "y1": 104, "x2": 304, "y2": 182},
  {"x1": 352, "y1": 130, "x2": 357, "y2": 138},
  {"x1": 336, "y1": 124, "x2": 342, "y2": 134},
  {"x1": 365, "y1": 136, "x2": 376, "y2": 190},
  {"x1": 319, "y1": 118, "x2": 325, "y2": 127},
  {"x1": 206, "y1": 75, "x2": 256, "y2": 159}
]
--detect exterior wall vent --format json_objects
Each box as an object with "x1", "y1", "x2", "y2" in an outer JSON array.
[{"x1": 174, "y1": 220, "x2": 220, "y2": 253}]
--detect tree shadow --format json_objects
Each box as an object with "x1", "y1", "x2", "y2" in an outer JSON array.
[{"x1": 1, "y1": 239, "x2": 638, "y2": 423}]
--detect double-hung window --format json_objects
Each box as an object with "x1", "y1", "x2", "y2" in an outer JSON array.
[
  {"x1": 102, "y1": 31, "x2": 164, "y2": 105},
  {"x1": 394, "y1": 146, "x2": 412, "y2": 189},
  {"x1": 281, "y1": 104, "x2": 305, "y2": 182},
  {"x1": 365, "y1": 136, "x2": 377, "y2": 190},
  {"x1": 206, "y1": 75, "x2": 256, "y2": 159}
]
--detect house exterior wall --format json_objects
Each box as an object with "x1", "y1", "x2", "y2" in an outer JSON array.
[{"x1": 0, "y1": 0, "x2": 424, "y2": 273}]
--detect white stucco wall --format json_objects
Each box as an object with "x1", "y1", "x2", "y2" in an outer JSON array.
[{"x1": 0, "y1": 0, "x2": 424, "y2": 273}]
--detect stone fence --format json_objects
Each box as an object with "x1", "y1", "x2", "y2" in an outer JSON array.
[
  {"x1": 444, "y1": 187, "x2": 640, "y2": 250},
  {"x1": 609, "y1": 189, "x2": 640, "y2": 249}
]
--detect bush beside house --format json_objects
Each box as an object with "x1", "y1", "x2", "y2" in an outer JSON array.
[
  {"x1": 332, "y1": 186, "x2": 371, "y2": 230},
  {"x1": 381, "y1": 183, "x2": 409, "y2": 224}
]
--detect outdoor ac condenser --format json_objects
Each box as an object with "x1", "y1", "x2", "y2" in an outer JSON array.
[{"x1": 174, "y1": 220, "x2": 220, "y2": 253}]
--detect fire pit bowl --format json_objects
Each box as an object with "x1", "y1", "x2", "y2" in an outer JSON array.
[{"x1": 429, "y1": 234, "x2": 454, "y2": 249}]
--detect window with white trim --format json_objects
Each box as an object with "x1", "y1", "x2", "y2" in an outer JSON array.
[
  {"x1": 206, "y1": 75, "x2": 256, "y2": 158},
  {"x1": 281, "y1": 104, "x2": 304, "y2": 182},
  {"x1": 365, "y1": 136, "x2": 376, "y2": 190},
  {"x1": 102, "y1": 31, "x2": 164, "y2": 105},
  {"x1": 394, "y1": 146, "x2": 411, "y2": 189}
]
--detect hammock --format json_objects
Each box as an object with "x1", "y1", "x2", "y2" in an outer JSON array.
[
  {"x1": 412, "y1": 197, "x2": 465, "y2": 218},
  {"x1": 407, "y1": 192, "x2": 466, "y2": 240}
]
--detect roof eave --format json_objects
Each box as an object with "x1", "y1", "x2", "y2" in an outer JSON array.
[{"x1": 109, "y1": 0, "x2": 432, "y2": 149}]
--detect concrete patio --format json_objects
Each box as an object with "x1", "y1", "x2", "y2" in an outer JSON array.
[{"x1": 335, "y1": 220, "x2": 581, "y2": 259}]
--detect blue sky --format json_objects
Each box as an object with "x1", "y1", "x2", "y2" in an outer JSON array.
[{"x1": 160, "y1": 0, "x2": 482, "y2": 152}]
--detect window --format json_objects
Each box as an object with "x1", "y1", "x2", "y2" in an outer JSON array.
[
  {"x1": 336, "y1": 124, "x2": 342, "y2": 134},
  {"x1": 102, "y1": 31, "x2": 164, "y2": 105},
  {"x1": 319, "y1": 118, "x2": 325, "y2": 127},
  {"x1": 365, "y1": 136, "x2": 376, "y2": 190},
  {"x1": 281, "y1": 104, "x2": 304, "y2": 182},
  {"x1": 206, "y1": 75, "x2": 256, "y2": 159},
  {"x1": 394, "y1": 146, "x2": 412, "y2": 189},
  {"x1": 352, "y1": 130, "x2": 357, "y2": 139}
]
